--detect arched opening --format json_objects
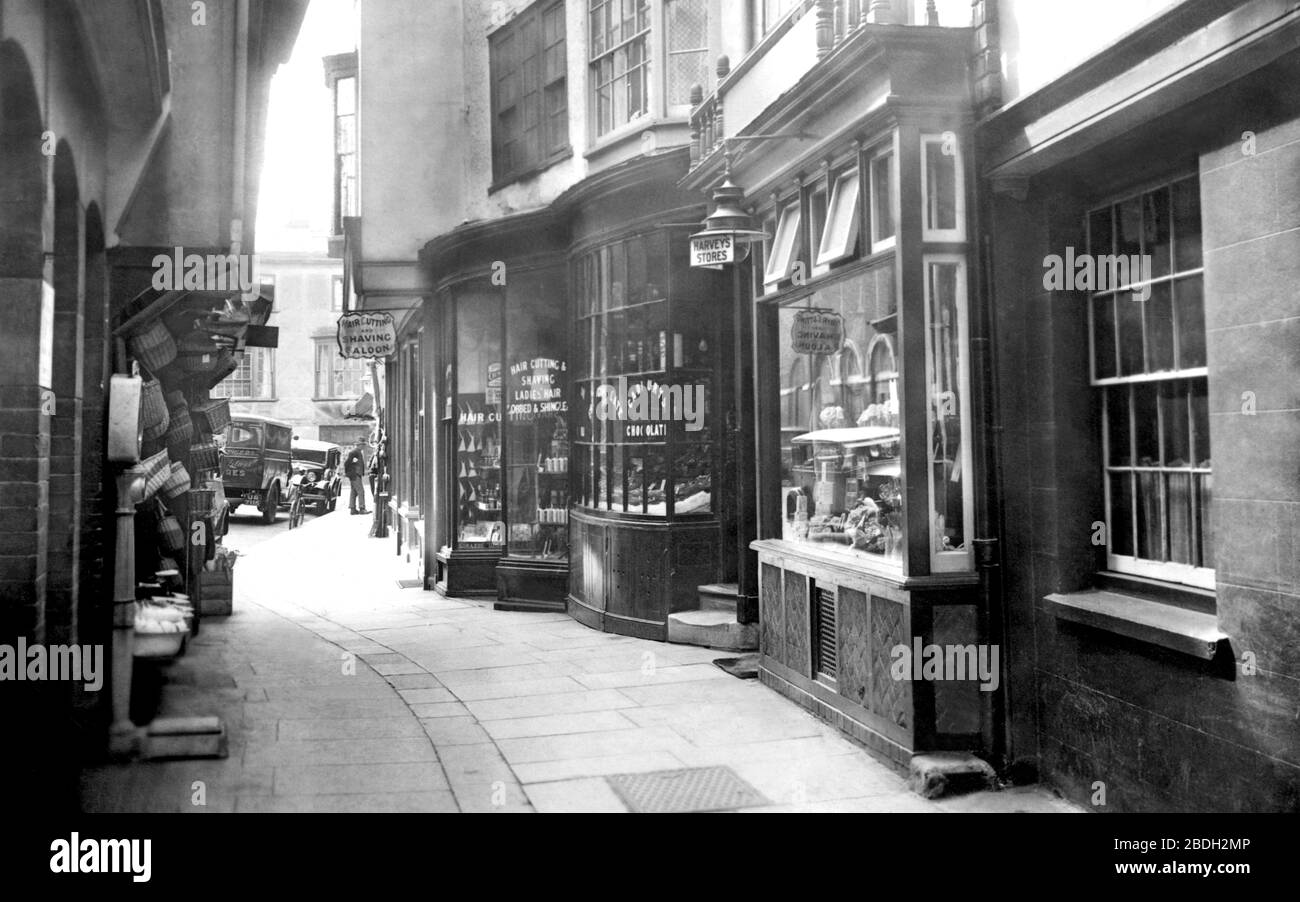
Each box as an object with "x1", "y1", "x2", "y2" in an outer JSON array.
[
  {"x1": 0, "y1": 40, "x2": 49, "y2": 645},
  {"x1": 79, "y1": 202, "x2": 110, "y2": 659},
  {"x1": 47, "y1": 140, "x2": 85, "y2": 648}
]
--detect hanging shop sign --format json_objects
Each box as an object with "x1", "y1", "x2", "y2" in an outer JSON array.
[
  {"x1": 507, "y1": 357, "x2": 568, "y2": 422},
  {"x1": 336, "y1": 312, "x2": 397, "y2": 359},
  {"x1": 689, "y1": 234, "x2": 734, "y2": 269},
  {"x1": 791, "y1": 309, "x2": 845, "y2": 355}
]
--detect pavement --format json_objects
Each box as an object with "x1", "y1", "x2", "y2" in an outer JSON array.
[{"x1": 80, "y1": 488, "x2": 1081, "y2": 814}]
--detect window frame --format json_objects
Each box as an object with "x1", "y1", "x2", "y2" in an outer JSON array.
[
  {"x1": 213, "y1": 347, "x2": 276, "y2": 401},
  {"x1": 331, "y1": 275, "x2": 345, "y2": 312},
  {"x1": 816, "y1": 167, "x2": 863, "y2": 273},
  {"x1": 920, "y1": 133, "x2": 966, "y2": 243},
  {"x1": 868, "y1": 143, "x2": 897, "y2": 254},
  {"x1": 763, "y1": 196, "x2": 803, "y2": 291},
  {"x1": 1087, "y1": 174, "x2": 1214, "y2": 591},
  {"x1": 314, "y1": 338, "x2": 368, "y2": 401},
  {"x1": 923, "y1": 254, "x2": 975, "y2": 573},
  {"x1": 490, "y1": 0, "x2": 571, "y2": 188}
]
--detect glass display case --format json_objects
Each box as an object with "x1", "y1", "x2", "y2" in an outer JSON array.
[{"x1": 775, "y1": 263, "x2": 904, "y2": 569}]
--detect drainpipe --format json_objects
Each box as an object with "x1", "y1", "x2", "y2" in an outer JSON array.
[{"x1": 230, "y1": 0, "x2": 250, "y2": 255}]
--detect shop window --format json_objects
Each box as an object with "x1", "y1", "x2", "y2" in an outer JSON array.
[
  {"x1": 1089, "y1": 175, "x2": 1212, "y2": 589},
  {"x1": 816, "y1": 169, "x2": 862, "y2": 271},
  {"x1": 869, "y1": 146, "x2": 896, "y2": 252},
  {"x1": 589, "y1": 0, "x2": 651, "y2": 138},
  {"x1": 504, "y1": 270, "x2": 569, "y2": 561},
  {"x1": 314, "y1": 340, "x2": 367, "y2": 400},
  {"x1": 775, "y1": 264, "x2": 903, "y2": 570},
  {"x1": 454, "y1": 299, "x2": 504, "y2": 547},
  {"x1": 924, "y1": 257, "x2": 973, "y2": 572},
  {"x1": 573, "y1": 232, "x2": 718, "y2": 518},
  {"x1": 491, "y1": 0, "x2": 570, "y2": 185},
  {"x1": 764, "y1": 199, "x2": 803, "y2": 291},
  {"x1": 213, "y1": 348, "x2": 275, "y2": 400},
  {"x1": 922, "y1": 134, "x2": 964, "y2": 242}
]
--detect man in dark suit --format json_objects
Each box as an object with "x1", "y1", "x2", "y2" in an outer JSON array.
[{"x1": 344, "y1": 441, "x2": 369, "y2": 515}]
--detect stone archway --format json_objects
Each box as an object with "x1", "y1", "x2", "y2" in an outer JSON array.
[
  {"x1": 78, "y1": 202, "x2": 110, "y2": 653},
  {"x1": 0, "y1": 39, "x2": 50, "y2": 645},
  {"x1": 46, "y1": 140, "x2": 86, "y2": 647}
]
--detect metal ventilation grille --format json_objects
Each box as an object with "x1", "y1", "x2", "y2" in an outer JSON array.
[{"x1": 815, "y1": 587, "x2": 837, "y2": 679}]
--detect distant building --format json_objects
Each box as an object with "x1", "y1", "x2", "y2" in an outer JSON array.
[{"x1": 212, "y1": 250, "x2": 373, "y2": 448}]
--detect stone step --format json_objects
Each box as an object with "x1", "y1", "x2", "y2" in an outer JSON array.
[
  {"x1": 697, "y1": 582, "x2": 739, "y2": 613},
  {"x1": 667, "y1": 609, "x2": 758, "y2": 652}
]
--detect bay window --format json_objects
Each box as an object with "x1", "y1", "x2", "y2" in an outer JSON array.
[{"x1": 588, "y1": 0, "x2": 713, "y2": 140}]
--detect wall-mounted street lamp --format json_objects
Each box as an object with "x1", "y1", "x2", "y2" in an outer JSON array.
[{"x1": 689, "y1": 133, "x2": 816, "y2": 269}]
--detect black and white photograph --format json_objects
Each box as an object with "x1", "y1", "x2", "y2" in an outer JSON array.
[{"x1": 0, "y1": 0, "x2": 1293, "y2": 885}]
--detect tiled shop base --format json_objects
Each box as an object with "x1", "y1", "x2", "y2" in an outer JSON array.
[{"x1": 606, "y1": 766, "x2": 769, "y2": 813}]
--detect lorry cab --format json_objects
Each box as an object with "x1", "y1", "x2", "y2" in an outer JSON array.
[{"x1": 219, "y1": 414, "x2": 293, "y2": 524}]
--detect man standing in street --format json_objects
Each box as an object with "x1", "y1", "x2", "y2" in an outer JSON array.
[{"x1": 344, "y1": 441, "x2": 369, "y2": 515}]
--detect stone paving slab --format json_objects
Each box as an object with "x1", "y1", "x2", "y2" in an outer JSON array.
[{"x1": 80, "y1": 485, "x2": 1082, "y2": 815}]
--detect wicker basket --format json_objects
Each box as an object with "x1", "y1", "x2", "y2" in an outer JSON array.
[
  {"x1": 140, "y1": 450, "x2": 172, "y2": 500},
  {"x1": 188, "y1": 488, "x2": 216, "y2": 517},
  {"x1": 161, "y1": 461, "x2": 192, "y2": 500},
  {"x1": 190, "y1": 440, "x2": 220, "y2": 472},
  {"x1": 157, "y1": 514, "x2": 185, "y2": 554},
  {"x1": 140, "y1": 379, "x2": 168, "y2": 431},
  {"x1": 165, "y1": 411, "x2": 193, "y2": 449},
  {"x1": 191, "y1": 399, "x2": 232, "y2": 435},
  {"x1": 129, "y1": 321, "x2": 177, "y2": 375}
]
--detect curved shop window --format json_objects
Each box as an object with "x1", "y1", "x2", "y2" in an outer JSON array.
[{"x1": 572, "y1": 230, "x2": 721, "y2": 519}]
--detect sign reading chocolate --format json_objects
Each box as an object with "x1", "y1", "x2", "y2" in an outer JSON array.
[
  {"x1": 336, "y1": 312, "x2": 397, "y2": 359},
  {"x1": 791, "y1": 309, "x2": 845, "y2": 355}
]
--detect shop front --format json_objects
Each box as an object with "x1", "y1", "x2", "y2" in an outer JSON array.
[
  {"x1": 414, "y1": 151, "x2": 739, "y2": 632},
  {"x1": 565, "y1": 153, "x2": 735, "y2": 640},
  {"x1": 686, "y1": 24, "x2": 995, "y2": 768},
  {"x1": 424, "y1": 209, "x2": 571, "y2": 609}
]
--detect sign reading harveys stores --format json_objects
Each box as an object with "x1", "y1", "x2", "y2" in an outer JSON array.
[{"x1": 336, "y1": 312, "x2": 398, "y2": 359}]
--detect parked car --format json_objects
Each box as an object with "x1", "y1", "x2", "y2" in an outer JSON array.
[
  {"x1": 219, "y1": 415, "x2": 293, "y2": 524},
  {"x1": 290, "y1": 439, "x2": 342, "y2": 515}
]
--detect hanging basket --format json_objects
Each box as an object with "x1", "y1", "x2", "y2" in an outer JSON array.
[
  {"x1": 164, "y1": 408, "x2": 194, "y2": 450},
  {"x1": 140, "y1": 450, "x2": 172, "y2": 501},
  {"x1": 188, "y1": 488, "x2": 216, "y2": 518},
  {"x1": 191, "y1": 399, "x2": 231, "y2": 435},
  {"x1": 128, "y1": 322, "x2": 177, "y2": 375},
  {"x1": 190, "y1": 440, "x2": 220, "y2": 473},
  {"x1": 157, "y1": 515, "x2": 186, "y2": 555},
  {"x1": 140, "y1": 379, "x2": 168, "y2": 431},
  {"x1": 161, "y1": 461, "x2": 192, "y2": 500}
]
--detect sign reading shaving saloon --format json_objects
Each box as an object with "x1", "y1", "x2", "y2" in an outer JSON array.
[
  {"x1": 791, "y1": 310, "x2": 844, "y2": 355},
  {"x1": 336, "y1": 312, "x2": 397, "y2": 359}
]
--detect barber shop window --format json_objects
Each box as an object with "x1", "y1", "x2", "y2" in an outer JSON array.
[{"x1": 1089, "y1": 175, "x2": 1211, "y2": 589}]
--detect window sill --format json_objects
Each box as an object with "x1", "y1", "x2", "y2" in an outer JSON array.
[
  {"x1": 488, "y1": 148, "x2": 574, "y2": 194},
  {"x1": 1043, "y1": 589, "x2": 1228, "y2": 660}
]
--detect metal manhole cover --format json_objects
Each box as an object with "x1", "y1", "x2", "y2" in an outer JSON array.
[{"x1": 606, "y1": 766, "x2": 770, "y2": 813}]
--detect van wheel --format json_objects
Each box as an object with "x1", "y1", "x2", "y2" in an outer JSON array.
[{"x1": 262, "y1": 485, "x2": 279, "y2": 524}]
